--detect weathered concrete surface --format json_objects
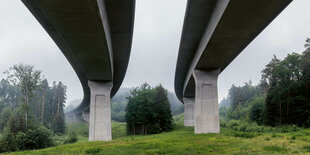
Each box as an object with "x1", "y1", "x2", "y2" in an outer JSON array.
[
  {"x1": 22, "y1": 0, "x2": 135, "y2": 115},
  {"x1": 184, "y1": 97, "x2": 195, "y2": 127},
  {"x1": 88, "y1": 81, "x2": 113, "y2": 141},
  {"x1": 193, "y1": 69, "x2": 220, "y2": 134},
  {"x1": 175, "y1": 0, "x2": 292, "y2": 102}
]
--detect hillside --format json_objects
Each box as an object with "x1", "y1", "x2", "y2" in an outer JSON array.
[{"x1": 5, "y1": 114, "x2": 310, "y2": 155}]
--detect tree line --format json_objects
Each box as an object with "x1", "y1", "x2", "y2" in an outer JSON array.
[
  {"x1": 0, "y1": 64, "x2": 67, "y2": 152},
  {"x1": 220, "y1": 38, "x2": 310, "y2": 127}
]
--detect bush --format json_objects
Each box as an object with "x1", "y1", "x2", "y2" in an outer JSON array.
[
  {"x1": 221, "y1": 119, "x2": 301, "y2": 133},
  {"x1": 0, "y1": 129, "x2": 17, "y2": 152},
  {"x1": 63, "y1": 132, "x2": 78, "y2": 144},
  {"x1": 0, "y1": 126, "x2": 54, "y2": 153},
  {"x1": 0, "y1": 109, "x2": 54, "y2": 153},
  {"x1": 226, "y1": 104, "x2": 249, "y2": 120}
]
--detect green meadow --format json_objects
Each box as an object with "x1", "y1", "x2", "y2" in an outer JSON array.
[{"x1": 4, "y1": 115, "x2": 310, "y2": 155}]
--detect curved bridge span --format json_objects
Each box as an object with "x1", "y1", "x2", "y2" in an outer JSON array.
[
  {"x1": 174, "y1": 0, "x2": 292, "y2": 133},
  {"x1": 22, "y1": 0, "x2": 135, "y2": 141}
]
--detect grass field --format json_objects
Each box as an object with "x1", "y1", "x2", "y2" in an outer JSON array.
[{"x1": 4, "y1": 115, "x2": 310, "y2": 154}]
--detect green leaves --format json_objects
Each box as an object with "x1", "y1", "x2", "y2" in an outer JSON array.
[{"x1": 125, "y1": 83, "x2": 173, "y2": 135}]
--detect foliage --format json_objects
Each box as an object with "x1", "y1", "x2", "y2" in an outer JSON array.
[
  {"x1": 249, "y1": 96, "x2": 266, "y2": 125},
  {"x1": 5, "y1": 64, "x2": 41, "y2": 128},
  {"x1": 51, "y1": 113, "x2": 65, "y2": 134},
  {"x1": 0, "y1": 64, "x2": 67, "y2": 152},
  {"x1": 125, "y1": 83, "x2": 173, "y2": 135},
  {"x1": 221, "y1": 39, "x2": 310, "y2": 128},
  {"x1": 220, "y1": 119, "x2": 300, "y2": 133},
  {"x1": 173, "y1": 113, "x2": 184, "y2": 125},
  {"x1": 0, "y1": 115, "x2": 54, "y2": 153},
  {"x1": 0, "y1": 107, "x2": 12, "y2": 132},
  {"x1": 262, "y1": 41, "x2": 310, "y2": 127},
  {"x1": 229, "y1": 81, "x2": 263, "y2": 108},
  {"x1": 0, "y1": 64, "x2": 67, "y2": 135},
  {"x1": 63, "y1": 132, "x2": 78, "y2": 144},
  {"x1": 153, "y1": 84, "x2": 173, "y2": 132},
  {"x1": 219, "y1": 106, "x2": 228, "y2": 119},
  {"x1": 111, "y1": 102, "x2": 126, "y2": 122}
]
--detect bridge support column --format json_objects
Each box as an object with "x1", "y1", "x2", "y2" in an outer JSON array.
[
  {"x1": 193, "y1": 69, "x2": 220, "y2": 134},
  {"x1": 88, "y1": 81, "x2": 113, "y2": 141},
  {"x1": 184, "y1": 97, "x2": 195, "y2": 126}
]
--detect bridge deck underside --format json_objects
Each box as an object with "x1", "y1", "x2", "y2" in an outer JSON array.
[
  {"x1": 22, "y1": 0, "x2": 135, "y2": 114},
  {"x1": 175, "y1": 0, "x2": 292, "y2": 101}
]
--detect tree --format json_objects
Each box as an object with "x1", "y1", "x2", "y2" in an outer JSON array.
[
  {"x1": 249, "y1": 96, "x2": 265, "y2": 125},
  {"x1": 263, "y1": 39, "x2": 310, "y2": 127},
  {"x1": 125, "y1": 83, "x2": 173, "y2": 135},
  {"x1": 51, "y1": 82, "x2": 66, "y2": 134},
  {"x1": 5, "y1": 64, "x2": 41, "y2": 128},
  {"x1": 154, "y1": 84, "x2": 173, "y2": 132},
  {"x1": 40, "y1": 79, "x2": 49, "y2": 125},
  {"x1": 229, "y1": 81, "x2": 263, "y2": 108}
]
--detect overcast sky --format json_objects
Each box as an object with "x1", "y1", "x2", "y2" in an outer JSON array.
[{"x1": 1, "y1": 0, "x2": 310, "y2": 105}]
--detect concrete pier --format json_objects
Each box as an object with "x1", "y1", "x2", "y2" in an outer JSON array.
[
  {"x1": 193, "y1": 69, "x2": 220, "y2": 134},
  {"x1": 184, "y1": 97, "x2": 195, "y2": 126},
  {"x1": 88, "y1": 81, "x2": 113, "y2": 141}
]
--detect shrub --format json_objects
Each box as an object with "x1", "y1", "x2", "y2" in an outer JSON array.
[
  {"x1": 0, "y1": 119, "x2": 54, "y2": 153},
  {"x1": 0, "y1": 129, "x2": 17, "y2": 152},
  {"x1": 64, "y1": 132, "x2": 78, "y2": 144},
  {"x1": 221, "y1": 119, "x2": 301, "y2": 133}
]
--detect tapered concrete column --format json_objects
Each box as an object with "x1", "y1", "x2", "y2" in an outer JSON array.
[
  {"x1": 193, "y1": 69, "x2": 220, "y2": 134},
  {"x1": 88, "y1": 81, "x2": 113, "y2": 141},
  {"x1": 184, "y1": 97, "x2": 195, "y2": 126}
]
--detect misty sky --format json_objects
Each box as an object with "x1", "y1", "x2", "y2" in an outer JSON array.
[{"x1": 1, "y1": 0, "x2": 310, "y2": 105}]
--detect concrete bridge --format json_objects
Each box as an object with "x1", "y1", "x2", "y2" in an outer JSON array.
[
  {"x1": 22, "y1": 0, "x2": 135, "y2": 141},
  {"x1": 174, "y1": 0, "x2": 292, "y2": 134},
  {"x1": 23, "y1": 0, "x2": 293, "y2": 141}
]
